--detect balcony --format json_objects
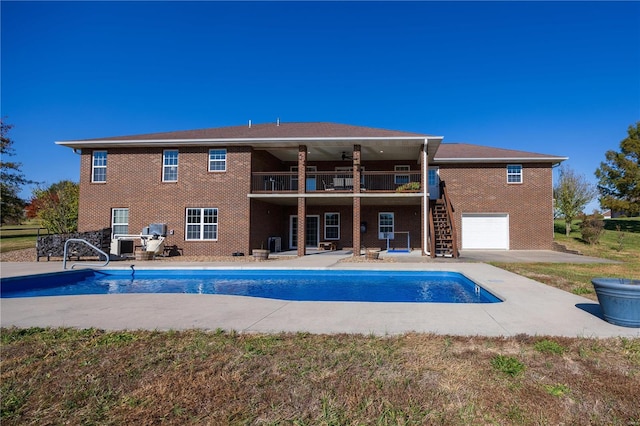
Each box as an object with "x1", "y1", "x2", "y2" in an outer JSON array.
[{"x1": 251, "y1": 171, "x2": 423, "y2": 194}]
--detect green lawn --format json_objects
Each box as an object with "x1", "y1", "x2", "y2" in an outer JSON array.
[
  {"x1": 0, "y1": 220, "x2": 45, "y2": 253},
  {"x1": 492, "y1": 218, "x2": 640, "y2": 301}
]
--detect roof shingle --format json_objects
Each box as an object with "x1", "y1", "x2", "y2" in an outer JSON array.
[
  {"x1": 77, "y1": 122, "x2": 429, "y2": 141},
  {"x1": 435, "y1": 143, "x2": 565, "y2": 162}
]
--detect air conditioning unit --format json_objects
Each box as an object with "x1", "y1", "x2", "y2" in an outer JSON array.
[{"x1": 110, "y1": 239, "x2": 134, "y2": 256}]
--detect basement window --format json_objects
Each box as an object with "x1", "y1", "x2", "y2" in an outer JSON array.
[
  {"x1": 324, "y1": 212, "x2": 340, "y2": 240},
  {"x1": 186, "y1": 208, "x2": 218, "y2": 240}
]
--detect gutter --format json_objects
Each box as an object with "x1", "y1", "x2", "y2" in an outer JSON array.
[{"x1": 434, "y1": 157, "x2": 568, "y2": 164}]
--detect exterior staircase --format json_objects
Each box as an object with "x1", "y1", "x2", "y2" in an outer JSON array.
[{"x1": 428, "y1": 181, "x2": 459, "y2": 258}]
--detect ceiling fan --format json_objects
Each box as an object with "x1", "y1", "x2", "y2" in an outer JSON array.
[{"x1": 341, "y1": 151, "x2": 353, "y2": 160}]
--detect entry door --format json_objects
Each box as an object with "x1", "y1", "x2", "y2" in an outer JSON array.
[
  {"x1": 289, "y1": 215, "x2": 320, "y2": 249},
  {"x1": 428, "y1": 167, "x2": 440, "y2": 200}
]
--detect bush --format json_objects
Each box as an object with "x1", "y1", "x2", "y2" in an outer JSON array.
[{"x1": 579, "y1": 214, "x2": 605, "y2": 245}]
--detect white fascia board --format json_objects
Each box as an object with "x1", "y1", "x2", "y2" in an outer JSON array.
[{"x1": 55, "y1": 136, "x2": 433, "y2": 148}]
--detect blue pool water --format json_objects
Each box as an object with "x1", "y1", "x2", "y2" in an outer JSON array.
[{"x1": 0, "y1": 269, "x2": 501, "y2": 303}]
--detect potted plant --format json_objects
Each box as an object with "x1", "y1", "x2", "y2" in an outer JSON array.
[
  {"x1": 396, "y1": 182, "x2": 421, "y2": 192},
  {"x1": 591, "y1": 278, "x2": 640, "y2": 327},
  {"x1": 365, "y1": 248, "x2": 380, "y2": 260},
  {"x1": 252, "y1": 242, "x2": 270, "y2": 261}
]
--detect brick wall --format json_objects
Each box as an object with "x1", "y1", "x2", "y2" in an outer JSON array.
[
  {"x1": 79, "y1": 146, "x2": 252, "y2": 256},
  {"x1": 438, "y1": 162, "x2": 554, "y2": 250},
  {"x1": 77, "y1": 146, "x2": 554, "y2": 255}
]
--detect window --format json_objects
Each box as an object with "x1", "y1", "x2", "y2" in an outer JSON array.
[
  {"x1": 208, "y1": 149, "x2": 227, "y2": 172},
  {"x1": 394, "y1": 165, "x2": 410, "y2": 185},
  {"x1": 163, "y1": 150, "x2": 178, "y2": 182},
  {"x1": 92, "y1": 151, "x2": 107, "y2": 182},
  {"x1": 111, "y1": 208, "x2": 129, "y2": 236},
  {"x1": 378, "y1": 212, "x2": 394, "y2": 240},
  {"x1": 324, "y1": 212, "x2": 340, "y2": 240},
  {"x1": 507, "y1": 164, "x2": 523, "y2": 184},
  {"x1": 186, "y1": 208, "x2": 218, "y2": 240}
]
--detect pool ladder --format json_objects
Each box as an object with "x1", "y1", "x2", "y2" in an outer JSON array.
[{"x1": 63, "y1": 238, "x2": 110, "y2": 270}]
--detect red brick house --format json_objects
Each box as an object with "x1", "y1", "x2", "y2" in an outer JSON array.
[{"x1": 56, "y1": 122, "x2": 566, "y2": 257}]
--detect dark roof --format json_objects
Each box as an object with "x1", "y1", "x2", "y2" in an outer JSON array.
[
  {"x1": 435, "y1": 143, "x2": 566, "y2": 162},
  {"x1": 76, "y1": 122, "x2": 430, "y2": 142}
]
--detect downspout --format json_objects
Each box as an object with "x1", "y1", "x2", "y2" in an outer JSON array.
[{"x1": 423, "y1": 139, "x2": 429, "y2": 256}]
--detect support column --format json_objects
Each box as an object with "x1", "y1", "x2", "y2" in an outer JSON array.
[
  {"x1": 352, "y1": 145, "x2": 361, "y2": 256},
  {"x1": 422, "y1": 140, "x2": 429, "y2": 256},
  {"x1": 297, "y1": 145, "x2": 307, "y2": 257}
]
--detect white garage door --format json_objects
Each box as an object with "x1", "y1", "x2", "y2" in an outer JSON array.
[{"x1": 461, "y1": 213, "x2": 509, "y2": 250}]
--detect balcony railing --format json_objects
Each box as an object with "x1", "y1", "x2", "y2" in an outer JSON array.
[{"x1": 251, "y1": 171, "x2": 423, "y2": 193}]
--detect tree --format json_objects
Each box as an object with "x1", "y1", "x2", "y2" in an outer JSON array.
[
  {"x1": 31, "y1": 180, "x2": 79, "y2": 234},
  {"x1": 1, "y1": 119, "x2": 36, "y2": 224},
  {"x1": 554, "y1": 165, "x2": 598, "y2": 236},
  {"x1": 595, "y1": 122, "x2": 640, "y2": 217}
]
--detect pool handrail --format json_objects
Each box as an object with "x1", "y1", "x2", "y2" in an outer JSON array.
[{"x1": 63, "y1": 238, "x2": 110, "y2": 270}]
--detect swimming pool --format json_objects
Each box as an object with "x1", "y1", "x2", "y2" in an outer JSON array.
[{"x1": 0, "y1": 269, "x2": 502, "y2": 303}]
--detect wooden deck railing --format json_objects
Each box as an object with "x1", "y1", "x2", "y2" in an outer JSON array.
[{"x1": 251, "y1": 171, "x2": 422, "y2": 193}]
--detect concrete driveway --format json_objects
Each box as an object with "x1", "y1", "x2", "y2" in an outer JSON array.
[{"x1": 456, "y1": 250, "x2": 619, "y2": 264}]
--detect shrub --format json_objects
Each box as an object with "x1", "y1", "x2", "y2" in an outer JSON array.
[{"x1": 579, "y1": 214, "x2": 605, "y2": 245}]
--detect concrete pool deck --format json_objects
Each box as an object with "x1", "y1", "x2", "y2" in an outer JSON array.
[{"x1": 1, "y1": 251, "x2": 638, "y2": 338}]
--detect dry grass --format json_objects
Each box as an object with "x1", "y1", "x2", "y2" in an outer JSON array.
[
  {"x1": 2, "y1": 328, "x2": 639, "y2": 425},
  {"x1": 3, "y1": 221, "x2": 639, "y2": 423}
]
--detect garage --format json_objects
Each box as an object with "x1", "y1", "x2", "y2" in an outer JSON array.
[{"x1": 461, "y1": 213, "x2": 509, "y2": 250}]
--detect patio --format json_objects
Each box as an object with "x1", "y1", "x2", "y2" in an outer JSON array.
[{"x1": 1, "y1": 252, "x2": 636, "y2": 337}]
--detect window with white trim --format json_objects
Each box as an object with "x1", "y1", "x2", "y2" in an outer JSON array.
[
  {"x1": 186, "y1": 208, "x2": 218, "y2": 240},
  {"x1": 208, "y1": 149, "x2": 227, "y2": 172},
  {"x1": 111, "y1": 208, "x2": 129, "y2": 236},
  {"x1": 507, "y1": 164, "x2": 523, "y2": 184},
  {"x1": 324, "y1": 212, "x2": 340, "y2": 240},
  {"x1": 163, "y1": 150, "x2": 178, "y2": 182},
  {"x1": 92, "y1": 151, "x2": 107, "y2": 182},
  {"x1": 378, "y1": 212, "x2": 394, "y2": 240},
  {"x1": 394, "y1": 165, "x2": 410, "y2": 184}
]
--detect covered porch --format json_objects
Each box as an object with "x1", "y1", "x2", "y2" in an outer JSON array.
[
  {"x1": 248, "y1": 136, "x2": 442, "y2": 257},
  {"x1": 248, "y1": 193, "x2": 425, "y2": 257}
]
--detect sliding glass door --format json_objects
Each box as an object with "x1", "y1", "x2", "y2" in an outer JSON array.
[{"x1": 289, "y1": 215, "x2": 320, "y2": 249}]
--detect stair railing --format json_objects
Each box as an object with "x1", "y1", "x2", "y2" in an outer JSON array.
[
  {"x1": 440, "y1": 182, "x2": 459, "y2": 258},
  {"x1": 428, "y1": 202, "x2": 436, "y2": 258},
  {"x1": 63, "y1": 238, "x2": 110, "y2": 270}
]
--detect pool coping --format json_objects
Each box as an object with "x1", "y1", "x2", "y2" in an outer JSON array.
[{"x1": 1, "y1": 259, "x2": 639, "y2": 337}]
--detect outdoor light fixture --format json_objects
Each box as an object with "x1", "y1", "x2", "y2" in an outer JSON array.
[{"x1": 341, "y1": 151, "x2": 353, "y2": 160}]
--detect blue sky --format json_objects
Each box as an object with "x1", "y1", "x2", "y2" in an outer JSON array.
[{"x1": 2, "y1": 1, "x2": 639, "y2": 212}]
